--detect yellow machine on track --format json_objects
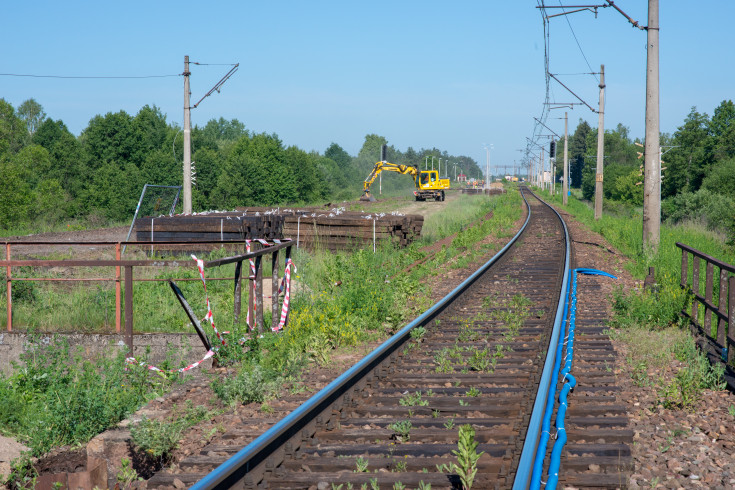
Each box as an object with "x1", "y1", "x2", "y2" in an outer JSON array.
[{"x1": 360, "y1": 147, "x2": 450, "y2": 202}]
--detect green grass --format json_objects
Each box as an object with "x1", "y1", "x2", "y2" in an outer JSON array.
[
  {"x1": 0, "y1": 191, "x2": 525, "y2": 464},
  {"x1": 0, "y1": 336, "x2": 174, "y2": 457},
  {"x1": 536, "y1": 187, "x2": 731, "y2": 404},
  {"x1": 538, "y1": 188, "x2": 735, "y2": 333}
]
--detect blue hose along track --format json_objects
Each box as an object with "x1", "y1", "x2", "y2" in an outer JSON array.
[
  {"x1": 184, "y1": 189, "x2": 627, "y2": 489},
  {"x1": 191, "y1": 191, "x2": 535, "y2": 489}
]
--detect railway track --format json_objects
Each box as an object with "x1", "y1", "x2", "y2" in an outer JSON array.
[{"x1": 149, "y1": 188, "x2": 631, "y2": 489}]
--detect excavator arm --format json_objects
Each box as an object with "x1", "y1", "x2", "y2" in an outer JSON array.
[{"x1": 361, "y1": 161, "x2": 418, "y2": 201}]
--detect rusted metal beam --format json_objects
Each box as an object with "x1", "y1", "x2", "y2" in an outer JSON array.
[
  {"x1": 234, "y1": 260, "x2": 243, "y2": 324},
  {"x1": 124, "y1": 266, "x2": 133, "y2": 353},
  {"x1": 204, "y1": 240, "x2": 292, "y2": 268},
  {"x1": 272, "y1": 248, "x2": 279, "y2": 332},
  {"x1": 169, "y1": 279, "x2": 212, "y2": 352},
  {"x1": 5, "y1": 243, "x2": 11, "y2": 332}
]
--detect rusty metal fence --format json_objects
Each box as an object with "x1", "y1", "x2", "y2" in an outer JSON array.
[
  {"x1": 677, "y1": 242, "x2": 735, "y2": 369},
  {"x1": 2, "y1": 239, "x2": 293, "y2": 352}
]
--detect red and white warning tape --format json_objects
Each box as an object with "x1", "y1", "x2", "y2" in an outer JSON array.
[
  {"x1": 244, "y1": 239, "x2": 296, "y2": 332},
  {"x1": 126, "y1": 244, "x2": 295, "y2": 373}
]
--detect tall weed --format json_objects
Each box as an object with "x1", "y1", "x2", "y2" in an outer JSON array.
[{"x1": 0, "y1": 336, "x2": 171, "y2": 456}]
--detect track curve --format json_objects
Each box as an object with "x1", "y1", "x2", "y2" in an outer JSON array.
[{"x1": 149, "y1": 188, "x2": 631, "y2": 489}]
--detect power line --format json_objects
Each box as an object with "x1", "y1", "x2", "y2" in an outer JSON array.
[
  {"x1": 557, "y1": 0, "x2": 599, "y2": 82},
  {"x1": 0, "y1": 73, "x2": 180, "y2": 79},
  {"x1": 191, "y1": 62, "x2": 239, "y2": 66}
]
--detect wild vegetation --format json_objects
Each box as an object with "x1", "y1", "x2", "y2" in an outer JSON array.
[
  {"x1": 0, "y1": 98, "x2": 483, "y2": 234},
  {"x1": 558, "y1": 99, "x2": 735, "y2": 241},
  {"x1": 0, "y1": 192, "x2": 520, "y2": 480}
]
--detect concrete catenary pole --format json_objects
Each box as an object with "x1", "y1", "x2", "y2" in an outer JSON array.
[
  {"x1": 561, "y1": 112, "x2": 569, "y2": 206},
  {"x1": 643, "y1": 0, "x2": 660, "y2": 250},
  {"x1": 183, "y1": 56, "x2": 192, "y2": 214},
  {"x1": 540, "y1": 147, "x2": 545, "y2": 190},
  {"x1": 594, "y1": 65, "x2": 606, "y2": 220}
]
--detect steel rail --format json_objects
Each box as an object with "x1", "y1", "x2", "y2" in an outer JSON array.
[
  {"x1": 513, "y1": 189, "x2": 571, "y2": 489},
  {"x1": 191, "y1": 190, "x2": 534, "y2": 490}
]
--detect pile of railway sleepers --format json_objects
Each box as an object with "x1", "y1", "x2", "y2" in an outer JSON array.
[
  {"x1": 235, "y1": 206, "x2": 423, "y2": 252},
  {"x1": 461, "y1": 187, "x2": 506, "y2": 195},
  {"x1": 132, "y1": 213, "x2": 284, "y2": 254},
  {"x1": 132, "y1": 206, "x2": 423, "y2": 253}
]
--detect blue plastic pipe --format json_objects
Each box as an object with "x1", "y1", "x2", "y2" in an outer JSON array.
[
  {"x1": 542, "y1": 268, "x2": 616, "y2": 489},
  {"x1": 513, "y1": 195, "x2": 571, "y2": 490},
  {"x1": 528, "y1": 267, "x2": 572, "y2": 488}
]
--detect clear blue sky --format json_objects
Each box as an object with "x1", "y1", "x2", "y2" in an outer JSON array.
[{"x1": 2, "y1": 1, "x2": 732, "y2": 176}]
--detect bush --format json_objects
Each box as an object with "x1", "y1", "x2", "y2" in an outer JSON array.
[
  {"x1": 130, "y1": 402, "x2": 212, "y2": 462},
  {"x1": 211, "y1": 364, "x2": 280, "y2": 405},
  {"x1": 610, "y1": 282, "x2": 689, "y2": 331},
  {"x1": 662, "y1": 189, "x2": 735, "y2": 237},
  {"x1": 0, "y1": 336, "x2": 172, "y2": 456}
]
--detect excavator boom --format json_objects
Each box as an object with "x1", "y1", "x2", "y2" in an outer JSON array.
[
  {"x1": 361, "y1": 161, "x2": 418, "y2": 201},
  {"x1": 360, "y1": 145, "x2": 449, "y2": 202}
]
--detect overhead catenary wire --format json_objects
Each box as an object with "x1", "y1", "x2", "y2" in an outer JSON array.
[
  {"x1": 557, "y1": 0, "x2": 600, "y2": 82},
  {"x1": 0, "y1": 73, "x2": 180, "y2": 79}
]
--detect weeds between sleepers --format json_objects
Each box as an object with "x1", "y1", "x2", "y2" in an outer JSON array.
[{"x1": 0, "y1": 192, "x2": 522, "y2": 487}]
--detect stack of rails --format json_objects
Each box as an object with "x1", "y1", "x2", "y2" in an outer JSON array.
[
  {"x1": 461, "y1": 188, "x2": 506, "y2": 195},
  {"x1": 236, "y1": 207, "x2": 424, "y2": 252},
  {"x1": 132, "y1": 213, "x2": 284, "y2": 254},
  {"x1": 133, "y1": 208, "x2": 423, "y2": 253}
]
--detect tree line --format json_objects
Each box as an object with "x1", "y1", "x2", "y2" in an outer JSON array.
[
  {"x1": 0, "y1": 98, "x2": 482, "y2": 230},
  {"x1": 556, "y1": 99, "x2": 735, "y2": 239}
]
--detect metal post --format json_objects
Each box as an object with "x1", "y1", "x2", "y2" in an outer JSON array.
[
  {"x1": 271, "y1": 249, "x2": 279, "y2": 332},
  {"x1": 124, "y1": 265, "x2": 134, "y2": 354},
  {"x1": 643, "y1": 0, "x2": 660, "y2": 249},
  {"x1": 595, "y1": 64, "x2": 606, "y2": 220},
  {"x1": 234, "y1": 260, "x2": 243, "y2": 323},
  {"x1": 284, "y1": 246, "x2": 293, "y2": 328},
  {"x1": 540, "y1": 149, "x2": 545, "y2": 190},
  {"x1": 692, "y1": 256, "x2": 700, "y2": 324},
  {"x1": 5, "y1": 244, "x2": 11, "y2": 332},
  {"x1": 718, "y1": 268, "x2": 728, "y2": 348},
  {"x1": 183, "y1": 55, "x2": 193, "y2": 214},
  {"x1": 115, "y1": 243, "x2": 121, "y2": 333},
  {"x1": 561, "y1": 112, "x2": 569, "y2": 206},
  {"x1": 728, "y1": 276, "x2": 735, "y2": 365},
  {"x1": 255, "y1": 254, "x2": 263, "y2": 332}
]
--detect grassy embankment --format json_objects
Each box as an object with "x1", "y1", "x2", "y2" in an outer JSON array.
[
  {"x1": 0, "y1": 191, "x2": 522, "y2": 468},
  {"x1": 539, "y1": 187, "x2": 733, "y2": 409}
]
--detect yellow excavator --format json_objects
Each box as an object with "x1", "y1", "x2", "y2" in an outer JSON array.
[{"x1": 360, "y1": 146, "x2": 450, "y2": 202}]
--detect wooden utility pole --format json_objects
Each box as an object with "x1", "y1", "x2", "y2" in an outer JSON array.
[
  {"x1": 183, "y1": 55, "x2": 192, "y2": 214},
  {"x1": 594, "y1": 65, "x2": 606, "y2": 220},
  {"x1": 643, "y1": 0, "x2": 660, "y2": 250},
  {"x1": 561, "y1": 112, "x2": 569, "y2": 206}
]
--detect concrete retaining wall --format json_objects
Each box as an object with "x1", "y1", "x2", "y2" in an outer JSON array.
[{"x1": 0, "y1": 332, "x2": 211, "y2": 374}]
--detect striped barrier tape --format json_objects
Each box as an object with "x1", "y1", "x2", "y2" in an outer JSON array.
[
  {"x1": 244, "y1": 239, "x2": 296, "y2": 332},
  {"x1": 126, "y1": 349, "x2": 216, "y2": 374},
  {"x1": 192, "y1": 254, "x2": 227, "y2": 346},
  {"x1": 125, "y1": 246, "x2": 295, "y2": 373}
]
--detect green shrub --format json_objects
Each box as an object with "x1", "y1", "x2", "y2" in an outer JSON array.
[
  {"x1": 130, "y1": 402, "x2": 212, "y2": 462},
  {"x1": 662, "y1": 189, "x2": 735, "y2": 236},
  {"x1": 610, "y1": 283, "x2": 689, "y2": 330},
  {"x1": 211, "y1": 364, "x2": 280, "y2": 405},
  {"x1": 0, "y1": 336, "x2": 172, "y2": 456}
]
